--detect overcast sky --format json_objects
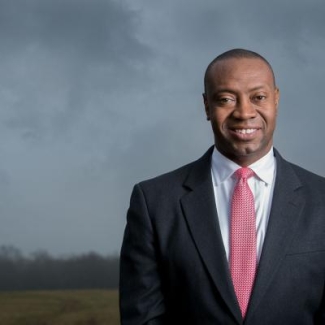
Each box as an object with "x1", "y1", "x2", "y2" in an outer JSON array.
[{"x1": 0, "y1": 0, "x2": 324, "y2": 256}]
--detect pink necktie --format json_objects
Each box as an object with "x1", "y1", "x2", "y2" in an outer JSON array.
[{"x1": 230, "y1": 167, "x2": 257, "y2": 318}]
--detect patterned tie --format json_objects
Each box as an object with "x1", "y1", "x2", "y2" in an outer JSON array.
[{"x1": 230, "y1": 167, "x2": 257, "y2": 318}]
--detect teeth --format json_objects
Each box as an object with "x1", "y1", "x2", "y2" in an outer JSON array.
[{"x1": 235, "y1": 129, "x2": 256, "y2": 134}]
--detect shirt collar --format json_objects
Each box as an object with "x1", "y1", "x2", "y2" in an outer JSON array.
[{"x1": 211, "y1": 146, "x2": 276, "y2": 186}]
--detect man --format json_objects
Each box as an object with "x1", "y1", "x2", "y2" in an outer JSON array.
[{"x1": 119, "y1": 49, "x2": 325, "y2": 324}]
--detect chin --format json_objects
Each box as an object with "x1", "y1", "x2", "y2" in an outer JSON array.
[{"x1": 227, "y1": 145, "x2": 263, "y2": 161}]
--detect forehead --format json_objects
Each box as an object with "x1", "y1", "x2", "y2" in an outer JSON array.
[{"x1": 206, "y1": 57, "x2": 275, "y2": 91}]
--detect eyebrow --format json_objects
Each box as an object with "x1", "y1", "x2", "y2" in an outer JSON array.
[
  {"x1": 210, "y1": 85, "x2": 269, "y2": 95},
  {"x1": 248, "y1": 85, "x2": 269, "y2": 92}
]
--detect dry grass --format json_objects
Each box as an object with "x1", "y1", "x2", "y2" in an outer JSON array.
[{"x1": 0, "y1": 290, "x2": 119, "y2": 325}]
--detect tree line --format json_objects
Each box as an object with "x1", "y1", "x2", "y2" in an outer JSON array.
[{"x1": 0, "y1": 245, "x2": 119, "y2": 291}]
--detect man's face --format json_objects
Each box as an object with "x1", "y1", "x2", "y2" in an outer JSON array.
[{"x1": 203, "y1": 57, "x2": 280, "y2": 166}]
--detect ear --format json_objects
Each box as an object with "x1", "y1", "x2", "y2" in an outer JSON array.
[
  {"x1": 274, "y1": 87, "x2": 280, "y2": 112},
  {"x1": 202, "y1": 93, "x2": 210, "y2": 121}
]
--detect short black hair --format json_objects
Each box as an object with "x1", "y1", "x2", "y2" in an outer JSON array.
[{"x1": 204, "y1": 48, "x2": 276, "y2": 93}]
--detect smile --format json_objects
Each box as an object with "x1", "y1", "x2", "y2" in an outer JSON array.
[{"x1": 234, "y1": 129, "x2": 257, "y2": 134}]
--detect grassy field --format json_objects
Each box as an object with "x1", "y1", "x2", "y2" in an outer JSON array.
[{"x1": 0, "y1": 289, "x2": 119, "y2": 325}]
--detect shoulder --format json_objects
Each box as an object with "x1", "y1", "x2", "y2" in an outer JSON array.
[
  {"x1": 289, "y1": 162, "x2": 325, "y2": 183},
  {"x1": 136, "y1": 146, "x2": 214, "y2": 194},
  {"x1": 276, "y1": 150, "x2": 325, "y2": 199},
  {"x1": 289, "y1": 162, "x2": 325, "y2": 192}
]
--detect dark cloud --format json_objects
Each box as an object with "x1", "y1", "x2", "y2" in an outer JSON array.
[
  {"x1": 0, "y1": 0, "x2": 152, "y2": 139},
  {"x1": 0, "y1": 0, "x2": 154, "y2": 255},
  {"x1": 0, "y1": 0, "x2": 324, "y2": 255},
  {"x1": 0, "y1": 0, "x2": 148, "y2": 61}
]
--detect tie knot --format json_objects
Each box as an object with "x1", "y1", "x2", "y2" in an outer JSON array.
[{"x1": 235, "y1": 167, "x2": 254, "y2": 180}]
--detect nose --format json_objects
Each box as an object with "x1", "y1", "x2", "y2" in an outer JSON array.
[{"x1": 232, "y1": 97, "x2": 256, "y2": 120}]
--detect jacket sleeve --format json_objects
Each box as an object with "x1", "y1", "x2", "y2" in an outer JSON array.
[{"x1": 119, "y1": 184, "x2": 166, "y2": 325}]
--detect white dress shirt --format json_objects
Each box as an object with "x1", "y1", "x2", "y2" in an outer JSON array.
[{"x1": 211, "y1": 147, "x2": 276, "y2": 262}]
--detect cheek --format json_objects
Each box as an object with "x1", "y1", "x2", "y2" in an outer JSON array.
[
  {"x1": 212, "y1": 111, "x2": 228, "y2": 128},
  {"x1": 210, "y1": 118, "x2": 224, "y2": 135},
  {"x1": 266, "y1": 114, "x2": 277, "y2": 130},
  {"x1": 259, "y1": 109, "x2": 277, "y2": 129},
  {"x1": 260, "y1": 107, "x2": 278, "y2": 124}
]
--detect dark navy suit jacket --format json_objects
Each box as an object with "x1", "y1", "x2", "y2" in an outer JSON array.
[{"x1": 120, "y1": 147, "x2": 325, "y2": 325}]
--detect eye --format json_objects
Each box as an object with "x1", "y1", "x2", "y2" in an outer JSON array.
[
  {"x1": 217, "y1": 97, "x2": 235, "y2": 104},
  {"x1": 254, "y1": 95, "x2": 266, "y2": 101}
]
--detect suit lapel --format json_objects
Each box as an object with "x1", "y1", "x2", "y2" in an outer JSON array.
[
  {"x1": 180, "y1": 147, "x2": 242, "y2": 324},
  {"x1": 246, "y1": 150, "x2": 305, "y2": 320}
]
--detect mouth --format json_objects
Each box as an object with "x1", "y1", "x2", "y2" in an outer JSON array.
[
  {"x1": 234, "y1": 128, "x2": 257, "y2": 135},
  {"x1": 228, "y1": 128, "x2": 260, "y2": 140}
]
